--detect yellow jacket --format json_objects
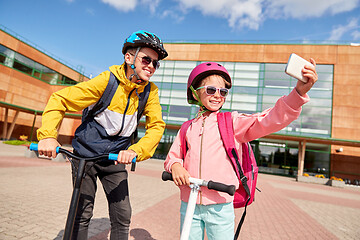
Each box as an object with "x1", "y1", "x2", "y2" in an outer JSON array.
[{"x1": 37, "y1": 63, "x2": 165, "y2": 161}]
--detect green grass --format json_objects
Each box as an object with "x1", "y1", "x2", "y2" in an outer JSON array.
[{"x1": 2, "y1": 140, "x2": 37, "y2": 146}]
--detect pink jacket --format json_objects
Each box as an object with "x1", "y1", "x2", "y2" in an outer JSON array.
[{"x1": 164, "y1": 88, "x2": 309, "y2": 205}]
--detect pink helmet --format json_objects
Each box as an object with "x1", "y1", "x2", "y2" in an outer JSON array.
[{"x1": 187, "y1": 62, "x2": 232, "y2": 104}]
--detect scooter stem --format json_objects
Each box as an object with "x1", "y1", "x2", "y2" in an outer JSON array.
[{"x1": 181, "y1": 184, "x2": 200, "y2": 240}]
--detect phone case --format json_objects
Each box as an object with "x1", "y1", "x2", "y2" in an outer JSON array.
[{"x1": 285, "y1": 53, "x2": 313, "y2": 83}]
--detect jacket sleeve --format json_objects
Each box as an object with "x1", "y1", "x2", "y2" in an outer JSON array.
[
  {"x1": 232, "y1": 88, "x2": 310, "y2": 143},
  {"x1": 36, "y1": 71, "x2": 110, "y2": 140},
  {"x1": 164, "y1": 130, "x2": 184, "y2": 173},
  {"x1": 128, "y1": 82, "x2": 166, "y2": 161}
]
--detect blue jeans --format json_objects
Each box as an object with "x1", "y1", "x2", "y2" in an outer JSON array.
[{"x1": 180, "y1": 201, "x2": 235, "y2": 240}]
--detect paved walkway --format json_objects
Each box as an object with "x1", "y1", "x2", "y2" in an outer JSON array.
[{"x1": 0, "y1": 142, "x2": 359, "y2": 239}]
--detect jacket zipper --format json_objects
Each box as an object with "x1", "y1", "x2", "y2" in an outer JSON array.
[
  {"x1": 116, "y1": 88, "x2": 136, "y2": 136},
  {"x1": 199, "y1": 117, "x2": 206, "y2": 204}
]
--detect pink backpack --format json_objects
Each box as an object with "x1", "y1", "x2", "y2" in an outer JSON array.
[{"x1": 179, "y1": 111, "x2": 259, "y2": 238}]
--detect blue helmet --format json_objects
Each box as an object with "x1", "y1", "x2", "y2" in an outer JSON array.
[{"x1": 122, "y1": 30, "x2": 168, "y2": 60}]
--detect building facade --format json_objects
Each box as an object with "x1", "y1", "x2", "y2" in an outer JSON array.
[{"x1": 1, "y1": 28, "x2": 359, "y2": 182}]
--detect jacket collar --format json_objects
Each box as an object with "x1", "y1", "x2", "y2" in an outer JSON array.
[
  {"x1": 193, "y1": 110, "x2": 220, "y2": 123},
  {"x1": 110, "y1": 63, "x2": 148, "y2": 92}
]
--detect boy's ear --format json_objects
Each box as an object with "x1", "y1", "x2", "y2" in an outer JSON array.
[{"x1": 124, "y1": 52, "x2": 133, "y2": 65}]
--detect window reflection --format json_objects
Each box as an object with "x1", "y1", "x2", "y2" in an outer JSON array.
[{"x1": 0, "y1": 43, "x2": 79, "y2": 85}]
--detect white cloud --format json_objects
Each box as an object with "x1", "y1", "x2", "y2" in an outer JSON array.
[
  {"x1": 176, "y1": 0, "x2": 263, "y2": 30},
  {"x1": 352, "y1": 30, "x2": 360, "y2": 40},
  {"x1": 141, "y1": 0, "x2": 160, "y2": 14},
  {"x1": 86, "y1": 8, "x2": 95, "y2": 15},
  {"x1": 101, "y1": 0, "x2": 159, "y2": 13},
  {"x1": 101, "y1": 0, "x2": 138, "y2": 12},
  {"x1": 99, "y1": 0, "x2": 360, "y2": 33},
  {"x1": 328, "y1": 18, "x2": 359, "y2": 41},
  {"x1": 160, "y1": 10, "x2": 185, "y2": 23},
  {"x1": 264, "y1": 0, "x2": 360, "y2": 19},
  {"x1": 174, "y1": 0, "x2": 360, "y2": 30}
]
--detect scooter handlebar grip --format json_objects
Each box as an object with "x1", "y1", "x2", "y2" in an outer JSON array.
[
  {"x1": 107, "y1": 154, "x2": 136, "y2": 163},
  {"x1": 108, "y1": 153, "x2": 118, "y2": 161},
  {"x1": 162, "y1": 171, "x2": 173, "y2": 181},
  {"x1": 29, "y1": 143, "x2": 60, "y2": 154},
  {"x1": 108, "y1": 154, "x2": 136, "y2": 171},
  {"x1": 207, "y1": 181, "x2": 236, "y2": 196},
  {"x1": 29, "y1": 143, "x2": 38, "y2": 151}
]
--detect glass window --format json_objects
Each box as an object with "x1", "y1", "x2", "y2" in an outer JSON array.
[
  {"x1": 0, "y1": 44, "x2": 7, "y2": 55},
  {"x1": 13, "y1": 60, "x2": 33, "y2": 74},
  {"x1": 263, "y1": 87, "x2": 290, "y2": 96},
  {"x1": 14, "y1": 53, "x2": 35, "y2": 68},
  {"x1": 232, "y1": 86, "x2": 259, "y2": 95},
  {"x1": 62, "y1": 75, "x2": 77, "y2": 85},
  {"x1": 154, "y1": 60, "x2": 333, "y2": 138},
  {"x1": 0, "y1": 44, "x2": 79, "y2": 86},
  {"x1": 0, "y1": 54, "x2": 5, "y2": 64},
  {"x1": 41, "y1": 68, "x2": 59, "y2": 84}
]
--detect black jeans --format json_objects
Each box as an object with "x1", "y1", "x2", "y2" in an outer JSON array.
[{"x1": 71, "y1": 160, "x2": 131, "y2": 240}]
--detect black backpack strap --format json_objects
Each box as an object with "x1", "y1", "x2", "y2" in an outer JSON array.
[
  {"x1": 132, "y1": 82, "x2": 151, "y2": 140},
  {"x1": 231, "y1": 146, "x2": 252, "y2": 240},
  {"x1": 137, "y1": 82, "x2": 151, "y2": 123},
  {"x1": 234, "y1": 196, "x2": 251, "y2": 239},
  {"x1": 82, "y1": 72, "x2": 119, "y2": 121},
  {"x1": 231, "y1": 148, "x2": 251, "y2": 197},
  {"x1": 217, "y1": 112, "x2": 251, "y2": 240}
]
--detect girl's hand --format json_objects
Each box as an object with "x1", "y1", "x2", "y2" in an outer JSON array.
[
  {"x1": 171, "y1": 163, "x2": 191, "y2": 186},
  {"x1": 295, "y1": 58, "x2": 318, "y2": 96},
  {"x1": 38, "y1": 138, "x2": 61, "y2": 158},
  {"x1": 116, "y1": 149, "x2": 137, "y2": 165}
]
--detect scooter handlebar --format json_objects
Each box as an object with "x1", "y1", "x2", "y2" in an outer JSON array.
[
  {"x1": 29, "y1": 143, "x2": 136, "y2": 170},
  {"x1": 30, "y1": 143, "x2": 60, "y2": 153},
  {"x1": 162, "y1": 171, "x2": 173, "y2": 181},
  {"x1": 109, "y1": 153, "x2": 137, "y2": 171},
  {"x1": 108, "y1": 153, "x2": 136, "y2": 163},
  {"x1": 207, "y1": 181, "x2": 236, "y2": 196},
  {"x1": 161, "y1": 171, "x2": 236, "y2": 196}
]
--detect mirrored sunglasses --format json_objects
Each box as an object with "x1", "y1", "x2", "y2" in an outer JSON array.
[
  {"x1": 196, "y1": 85, "x2": 229, "y2": 97},
  {"x1": 140, "y1": 56, "x2": 160, "y2": 69}
]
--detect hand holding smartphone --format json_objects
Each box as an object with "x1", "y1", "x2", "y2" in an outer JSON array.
[{"x1": 285, "y1": 53, "x2": 314, "y2": 83}]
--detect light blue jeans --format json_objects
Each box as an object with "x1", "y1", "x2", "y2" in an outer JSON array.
[{"x1": 180, "y1": 201, "x2": 235, "y2": 240}]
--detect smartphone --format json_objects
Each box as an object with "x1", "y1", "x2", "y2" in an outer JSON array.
[{"x1": 285, "y1": 53, "x2": 314, "y2": 83}]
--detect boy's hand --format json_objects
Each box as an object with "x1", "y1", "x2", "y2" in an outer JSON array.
[
  {"x1": 38, "y1": 138, "x2": 61, "y2": 158},
  {"x1": 295, "y1": 58, "x2": 318, "y2": 96},
  {"x1": 171, "y1": 163, "x2": 191, "y2": 186},
  {"x1": 116, "y1": 149, "x2": 137, "y2": 165}
]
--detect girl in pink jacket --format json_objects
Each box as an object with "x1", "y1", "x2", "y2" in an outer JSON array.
[{"x1": 164, "y1": 61, "x2": 318, "y2": 240}]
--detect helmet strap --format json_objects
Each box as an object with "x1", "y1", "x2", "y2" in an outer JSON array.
[
  {"x1": 189, "y1": 85, "x2": 210, "y2": 117},
  {"x1": 189, "y1": 85, "x2": 203, "y2": 107},
  {"x1": 129, "y1": 47, "x2": 143, "y2": 84}
]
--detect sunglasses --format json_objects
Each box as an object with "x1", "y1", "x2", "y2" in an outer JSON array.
[
  {"x1": 140, "y1": 56, "x2": 160, "y2": 69},
  {"x1": 130, "y1": 53, "x2": 160, "y2": 69},
  {"x1": 196, "y1": 85, "x2": 229, "y2": 97}
]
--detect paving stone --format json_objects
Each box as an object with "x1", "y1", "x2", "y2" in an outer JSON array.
[{"x1": 1, "y1": 143, "x2": 360, "y2": 239}]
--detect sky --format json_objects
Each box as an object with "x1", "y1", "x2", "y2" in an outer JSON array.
[{"x1": 1, "y1": 0, "x2": 360, "y2": 78}]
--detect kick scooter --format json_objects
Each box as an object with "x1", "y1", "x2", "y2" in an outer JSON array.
[
  {"x1": 162, "y1": 171, "x2": 236, "y2": 240},
  {"x1": 29, "y1": 143, "x2": 136, "y2": 240}
]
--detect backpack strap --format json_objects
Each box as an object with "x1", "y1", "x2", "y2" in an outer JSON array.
[
  {"x1": 82, "y1": 72, "x2": 119, "y2": 122},
  {"x1": 217, "y1": 112, "x2": 251, "y2": 196},
  {"x1": 132, "y1": 82, "x2": 151, "y2": 140},
  {"x1": 179, "y1": 120, "x2": 193, "y2": 159},
  {"x1": 137, "y1": 82, "x2": 151, "y2": 123},
  {"x1": 217, "y1": 112, "x2": 251, "y2": 240}
]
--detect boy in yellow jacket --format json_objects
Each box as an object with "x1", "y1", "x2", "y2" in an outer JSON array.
[{"x1": 37, "y1": 30, "x2": 167, "y2": 239}]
